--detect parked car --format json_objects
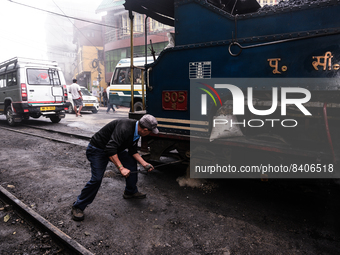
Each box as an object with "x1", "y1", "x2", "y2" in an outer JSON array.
[
  {"x1": 67, "y1": 86, "x2": 99, "y2": 113},
  {"x1": 0, "y1": 57, "x2": 68, "y2": 125}
]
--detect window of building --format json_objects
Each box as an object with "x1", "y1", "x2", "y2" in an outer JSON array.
[
  {"x1": 134, "y1": 13, "x2": 144, "y2": 33},
  {"x1": 149, "y1": 19, "x2": 172, "y2": 32},
  {"x1": 105, "y1": 49, "x2": 128, "y2": 74},
  {"x1": 122, "y1": 13, "x2": 129, "y2": 35}
]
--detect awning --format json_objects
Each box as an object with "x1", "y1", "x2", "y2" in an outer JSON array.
[
  {"x1": 123, "y1": 0, "x2": 261, "y2": 26},
  {"x1": 96, "y1": 0, "x2": 125, "y2": 14},
  {"x1": 124, "y1": 0, "x2": 175, "y2": 26}
]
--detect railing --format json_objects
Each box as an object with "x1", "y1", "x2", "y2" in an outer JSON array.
[{"x1": 104, "y1": 27, "x2": 174, "y2": 44}]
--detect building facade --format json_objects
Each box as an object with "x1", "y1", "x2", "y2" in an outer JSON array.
[
  {"x1": 73, "y1": 20, "x2": 106, "y2": 97},
  {"x1": 96, "y1": 0, "x2": 174, "y2": 83}
]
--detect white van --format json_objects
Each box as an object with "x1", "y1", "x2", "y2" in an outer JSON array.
[
  {"x1": 109, "y1": 56, "x2": 156, "y2": 111},
  {"x1": 67, "y1": 86, "x2": 99, "y2": 114},
  {"x1": 0, "y1": 57, "x2": 69, "y2": 126}
]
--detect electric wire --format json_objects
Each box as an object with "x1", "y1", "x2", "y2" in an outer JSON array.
[
  {"x1": 4, "y1": 0, "x2": 173, "y2": 69},
  {"x1": 52, "y1": 0, "x2": 101, "y2": 51},
  {"x1": 7, "y1": 0, "x2": 127, "y2": 31}
]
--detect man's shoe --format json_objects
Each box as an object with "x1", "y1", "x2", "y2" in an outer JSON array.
[
  {"x1": 71, "y1": 206, "x2": 84, "y2": 221},
  {"x1": 123, "y1": 191, "x2": 146, "y2": 199}
]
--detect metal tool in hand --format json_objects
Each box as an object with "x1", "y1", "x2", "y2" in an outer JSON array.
[
  {"x1": 143, "y1": 159, "x2": 184, "y2": 172},
  {"x1": 117, "y1": 159, "x2": 184, "y2": 176}
]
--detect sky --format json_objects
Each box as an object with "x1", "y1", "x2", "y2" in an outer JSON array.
[{"x1": 0, "y1": 0, "x2": 105, "y2": 62}]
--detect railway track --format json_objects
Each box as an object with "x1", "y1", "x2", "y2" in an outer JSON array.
[
  {"x1": 0, "y1": 185, "x2": 94, "y2": 255},
  {"x1": 0, "y1": 123, "x2": 95, "y2": 254},
  {"x1": 0, "y1": 121, "x2": 186, "y2": 254},
  {"x1": 0, "y1": 123, "x2": 91, "y2": 147}
]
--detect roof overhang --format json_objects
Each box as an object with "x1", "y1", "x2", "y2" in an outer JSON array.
[
  {"x1": 123, "y1": 0, "x2": 261, "y2": 27},
  {"x1": 124, "y1": 0, "x2": 175, "y2": 26}
]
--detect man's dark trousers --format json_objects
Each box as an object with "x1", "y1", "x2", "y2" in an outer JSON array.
[{"x1": 73, "y1": 143, "x2": 138, "y2": 211}]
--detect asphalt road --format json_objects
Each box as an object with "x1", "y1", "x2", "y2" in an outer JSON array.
[
  {"x1": 0, "y1": 106, "x2": 340, "y2": 254},
  {"x1": 61, "y1": 106, "x2": 131, "y2": 133}
]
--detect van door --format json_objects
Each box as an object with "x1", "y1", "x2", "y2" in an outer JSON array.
[
  {"x1": 6, "y1": 71, "x2": 20, "y2": 104},
  {"x1": 26, "y1": 68, "x2": 63, "y2": 104}
]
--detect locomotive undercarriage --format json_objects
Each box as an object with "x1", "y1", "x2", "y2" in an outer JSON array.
[
  {"x1": 142, "y1": 98, "x2": 340, "y2": 167},
  {"x1": 236, "y1": 104, "x2": 339, "y2": 158}
]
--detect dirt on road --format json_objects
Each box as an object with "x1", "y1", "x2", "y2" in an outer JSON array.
[{"x1": 0, "y1": 126, "x2": 340, "y2": 255}]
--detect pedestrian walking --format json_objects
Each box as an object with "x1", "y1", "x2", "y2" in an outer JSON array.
[
  {"x1": 102, "y1": 89, "x2": 107, "y2": 107},
  {"x1": 69, "y1": 79, "x2": 83, "y2": 117},
  {"x1": 71, "y1": 114, "x2": 159, "y2": 221},
  {"x1": 106, "y1": 85, "x2": 117, "y2": 113}
]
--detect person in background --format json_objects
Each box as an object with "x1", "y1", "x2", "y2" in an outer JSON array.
[
  {"x1": 102, "y1": 88, "x2": 108, "y2": 107},
  {"x1": 136, "y1": 73, "x2": 142, "y2": 84},
  {"x1": 119, "y1": 73, "x2": 125, "y2": 83},
  {"x1": 106, "y1": 83, "x2": 117, "y2": 113},
  {"x1": 71, "y1": 114, "x2": 159, "y2": 221},
  {"x1": 69, "y1": 79, "x2": 83, "y2": 117}
]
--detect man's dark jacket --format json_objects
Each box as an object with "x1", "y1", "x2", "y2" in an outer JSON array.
[{"x1": 90, "y1": 119, "x2": 138, "y2": 156}]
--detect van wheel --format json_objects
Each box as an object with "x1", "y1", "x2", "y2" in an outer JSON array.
[
  {"x1": 92, "y1": 109, "x2": 98, "y2": 113},
  {"x1": 6, "y1": 106, "x2": 16, "y2": 126},
  {"x1": 131, "y1": 101, "x2": 143, "y2": 112},
  {"x1": 50, "y1": 116, "x2": 61, "y2": 123}
]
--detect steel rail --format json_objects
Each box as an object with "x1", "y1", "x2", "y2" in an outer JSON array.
[
  {"x1": 0, "y1": 125, "x2": 90, "y2": 147},
  {"x1": 22, "y1": 124, "x2": 92, "y2": 141},
  {"x1": 0, "y1": 185, "x2": 94, "y2": 255}
]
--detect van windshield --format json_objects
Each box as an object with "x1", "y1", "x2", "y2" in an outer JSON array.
[
  {"x1": 80, "y1": 87, "x2": 91, "y2": 96},
  {"x1": 27, "y1": 68, "x2": 61, "y2": 85},
  {"x1": 112, "y1": 67, "x2": 142, "y2": 84}
]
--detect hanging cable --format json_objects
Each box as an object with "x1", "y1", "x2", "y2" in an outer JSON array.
[
  {"x1": 52, "y1": 0, "x2": 100, "y2": 51},
  {"x1": 7, "y1": 0, "x2": 127, "y2": 31}
]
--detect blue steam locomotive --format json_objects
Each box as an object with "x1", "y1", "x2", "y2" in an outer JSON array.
[{"x1": 125, "y1": 0, "x2": 340, "y2": 173}]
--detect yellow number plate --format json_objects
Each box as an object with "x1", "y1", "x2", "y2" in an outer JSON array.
[
  {"x1": 40, "y1": 106, "x2": 55, "y2": 111},
  {"x1": 85, "y1": 104, "x2": 93, "y2": 106}
]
